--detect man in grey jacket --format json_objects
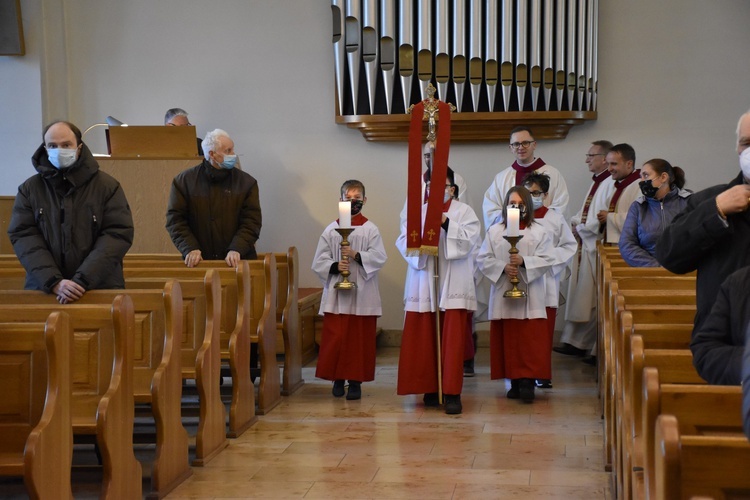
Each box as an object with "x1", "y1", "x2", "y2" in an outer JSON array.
[{"x1": 8, "y1": 121, "x2": 134, "y2": 303}]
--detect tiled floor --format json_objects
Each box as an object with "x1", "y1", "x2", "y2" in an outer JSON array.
[{"x1": 167, "y1": 347, "x2": 611, "y2": 499}]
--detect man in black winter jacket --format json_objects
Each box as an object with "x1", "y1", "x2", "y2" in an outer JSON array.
[
  {"x1": 656, "y1": 110, "x2": 750, "y2": 335},
  {"x1": 7, "y1": 121, "x2": 134, "y2": 304},
  {"x1": 166, "y1": 128, "x2": 262, "y2": 268}
]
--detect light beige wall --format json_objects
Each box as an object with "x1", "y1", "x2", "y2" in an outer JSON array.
[{"x1": 2, "y1": 0, "x2": 750, "y2": 329}]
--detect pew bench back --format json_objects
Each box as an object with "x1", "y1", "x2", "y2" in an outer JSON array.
[{"x1": 0, "y1": 312, "x2": 73, "y2": 500}]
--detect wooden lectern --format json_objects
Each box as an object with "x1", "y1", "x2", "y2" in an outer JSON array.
[
  {"x1": 98, "y1": 126, "x2": 203, "y2": 253},
  {"x1": 107, "y1": 125, "x2": 199, "y2": 158}
]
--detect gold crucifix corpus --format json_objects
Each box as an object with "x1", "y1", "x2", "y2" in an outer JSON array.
[{"x1": 407, "y1": 83, "x2": 456, "y2": 143}]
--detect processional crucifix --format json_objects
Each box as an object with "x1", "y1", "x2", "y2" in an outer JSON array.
[{"x1": 405, "y1": 83, "x2": 455, "y2": 404}]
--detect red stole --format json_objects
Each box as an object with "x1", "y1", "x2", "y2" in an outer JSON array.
[
  {"x1": 580, "y1": 170, "x2": 611, "y2": 225},
  {"x1": 336, "y1": 213, "x2": 368, "y2": 226},
  {"x1": 406, "y1": 101, "x2": 452, "y2": 255},
  {"x1": 511, "y1": 158, "x2": 545, "y2": 185},
  {"x1": 608, "y1": 170, "x2": 641, "y2": 212}
]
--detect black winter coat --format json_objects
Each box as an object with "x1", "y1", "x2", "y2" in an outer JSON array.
[
  {"x1": 690, "y1": 266, "x2": 750, "y2": 385},
  {"x1": 656, "y1": 172, "x2": 750, "y2": 334},
  {"x1": 8, "y1": 143, "x2": 134, "y2": 292},
  {"x1": 165, "y1": 161, "x2": 262, "y2": 260}
]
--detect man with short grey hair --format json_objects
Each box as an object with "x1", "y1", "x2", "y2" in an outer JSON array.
[
  {"x1": 166, "y1": 128, "x2": 262, "y2": 267},
  {"x1": 554, "y1": 140, "x2": 615, "y2": 360},
  {"x1": 164, "y1": 107, "x2": 203, "y2": 156}
]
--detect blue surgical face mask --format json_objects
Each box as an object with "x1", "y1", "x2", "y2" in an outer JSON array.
[
  {"x1": 219, "y1": 154, "x2": 237, "y2": 169},
  {"x1": 531, "y1": 195, "x2": 544, "y2": 210},
  {"x1": 47, "y1": 147, "x2": 78, "y2": 169}
]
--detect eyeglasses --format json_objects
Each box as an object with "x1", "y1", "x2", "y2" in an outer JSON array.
[
  {"x1": 585, "y1": 153, "x2": 606, "y2": 158},
  {"x1": 510, "y1": 140, "x2": 535, "y2": 149},
  {"x1": 528, "y1": 190, "x2": 545, "y2": 197}
]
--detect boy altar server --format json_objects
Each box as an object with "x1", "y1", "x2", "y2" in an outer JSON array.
[{"x1": 312, "y1": 180, "x2": 387, "y2": 400}]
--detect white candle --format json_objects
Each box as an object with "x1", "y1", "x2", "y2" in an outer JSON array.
[
  {"x1": 506, "y1": 207, "x2": 520, "y2": 237},
  {"x1": 338, "y1": 201, "x2": 351, "y2": 228}
]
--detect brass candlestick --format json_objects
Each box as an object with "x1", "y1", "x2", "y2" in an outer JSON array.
[
  {"x1": 334, "y1": 227, "x2": 357, "y2": 290},
  {"x1": 503, "y1": 235, "x2": 526, "y2": 299}
]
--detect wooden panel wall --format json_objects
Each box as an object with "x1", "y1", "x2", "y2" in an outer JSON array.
[{"x1": 98, "y1": 157, "x2": 197, "y2": 253}]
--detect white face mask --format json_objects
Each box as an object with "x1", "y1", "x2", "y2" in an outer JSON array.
[
  {"x1": 740, "y1": 148, "x2": 750, "y2": 181},
  {"x1": 47, "y1": 147, "x2": 78, "y2": 169},
  {"x1": 531, "y1": 195, "x2": 544, "y2": 210}
]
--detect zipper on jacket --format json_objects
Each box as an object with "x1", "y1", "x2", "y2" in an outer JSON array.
[
  {"x1": 660, "y1": 202, "x2": 665, "y2": 228},
  {"x1": 60, "y1": 206, "x2": 66, "y2": 269},
  {"x1": 92, "y1": 214, "x2": 98, "y2": 241}
]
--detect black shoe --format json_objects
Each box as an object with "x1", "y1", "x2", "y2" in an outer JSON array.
[
  {"x1": 582, "y1": 355, "x2": 597, "y2": 366},
  {"x1": 346, "y1": 381, "x2": 361, "y2": 400},
  {"x1": 519, "y1": 378, "x2": 535, "y2": 403},
  {"x1": 506, "y1": 379, "x2": 520, "y2": 399},
  {"x1": 463, "y1": 358, "x2": 476, "y2": 377},
  {"x1": 552, "y1": 343, "x2": 588, "y2": 357},
  {"x1": 444, "y1": 394, "x2": 462, "y2": 415},
  {"x1": 423, "y1": 392, "x2": 440, "y2": 407},
  {"x1": 332, "y1": 379, "x2": 345, "y2": 398},
  {"x1": 535, "y1": 379, "x2": 552, "y2": 389}
]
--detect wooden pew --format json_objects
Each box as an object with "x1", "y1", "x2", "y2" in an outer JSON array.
[
  {"x1": 598, "y1": 268, "x2": 695, "y2": 462},
  {"x1": 0, "y1": 296, "x2": 142, "y2": 499},
  {"x1": 604, "y1": 303, "x2": 695, "y2": 479},
  {"x1": 654, "y1": 414, "x2": 750, "y2": 499},
  {"x1": 597, "y1": 261, "x2": 694, "y2": 415},
  {"x1": 642, "y1": 368, "x2": 743, "y2": 499},
  {"x1": 273, "y1": 247, "x2": 304, "y2": 395},
  {"x1": 124, "y1": 257, "x2": 281, "y2": 417},
  {"x1": 610, "y1": 297, "x2": 696, "y2": 449},
  {"x1": 298, "y1": 287, "x2": 323, "y2": 360},
  {"x1": 124, "y1": 250, "x2": 302, "y2": 398},
  {"x1": 614, "y1": 312, "x2": 696, "y2": 499},
  {"x1": 126, "y1": 263, "x2": 255, "y2": 426},
  {"x1": 125, "y1": 271, "x2": 228, "y2": 464},
  {"x1": 0, "y1": 266, "x2": 25, "y2": 289},
  {"x1": 0, "y1": 284, "x2": 192, "y2": 499},
  {"x1": 0, "y1": 260, "x2": 226, "y2": 467},
  {"x1": 620, "y1": 336, "x2": 703, "y2": 500},
  {"x1": 0, "y1": 312, "x2": 73, "y2": 500}
]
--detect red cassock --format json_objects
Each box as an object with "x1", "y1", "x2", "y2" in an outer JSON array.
[
  {"x1": 489, "y1": 317, "x2": 552, "y2": 380},
  {"x1": 397, "y1": 309, "x2": 469, "y2": 396},
  {"x1": 315, "y1": 314, "x2": 378, "y2": 382}
]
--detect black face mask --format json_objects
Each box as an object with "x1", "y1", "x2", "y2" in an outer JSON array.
[
  {"x1": 639, "y1": 179, "x2": 659, "y2": 199},
  {"x1": 350, "y1": 199, "x2": 364, "y2": 215},
  {"x1": 510, "y1": 203, "x2": 528, "y2": 218}
]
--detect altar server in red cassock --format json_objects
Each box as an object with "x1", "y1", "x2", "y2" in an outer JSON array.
[
  {"x1": 477, "y1": 186, "x2": 556, "y2": 403},
  {"x1": 312, "y1": 180, "x2": 387, "y2": 401},
  {"x1": 396, "y1": 168, "x2": 481, "y2": 414}
]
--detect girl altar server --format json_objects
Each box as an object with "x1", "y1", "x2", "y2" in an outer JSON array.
[{"x1": 477, "y1": 186, "x2": 555, "y2": 403}]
